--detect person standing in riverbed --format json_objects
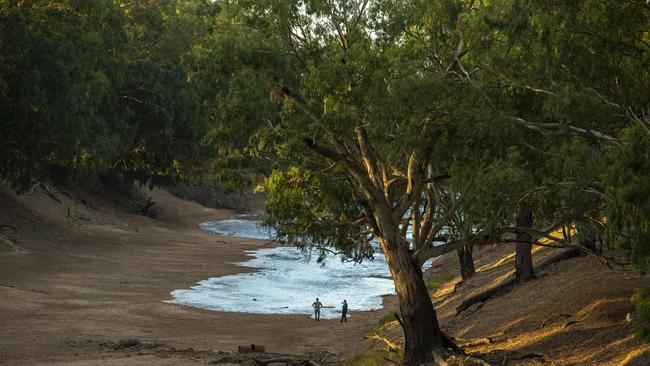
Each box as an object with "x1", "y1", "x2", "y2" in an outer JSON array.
[
  {"x1": 312, "y1": 298, "x2": 322, "y2": 321},
  {"x1": 340, "y1": 299, "x2": 348, "y2": 322}
]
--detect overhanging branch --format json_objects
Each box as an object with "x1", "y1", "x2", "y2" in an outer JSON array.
[
  {"x1": 511, "y1": 116, "x2": 622, "y2": 146},
  {"x1": 413, "y1": 233, "x2": 491, "y2": 269}
]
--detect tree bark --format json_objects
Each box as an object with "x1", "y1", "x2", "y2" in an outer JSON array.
[
  {"x1": 457, "y1": 245, "x2": 475, "y2": 280},
  {"x1": 515, "y1": 209, "x2": 534, "y2": 283},
  {"x1": 303, "y1": 127, "x2": 454, "y2": 364},
  {"x1": 380, "y1": 235, "x2": 447, "y2": 365}
]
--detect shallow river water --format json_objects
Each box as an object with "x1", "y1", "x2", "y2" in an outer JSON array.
[{"x1": 167, "y1": 217, "x2": 431, "y2": 319}]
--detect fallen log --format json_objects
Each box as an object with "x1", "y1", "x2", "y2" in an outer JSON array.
[
  {"x1": 455, "y1": 277, "x2": 516, "y2": 315},
  {"x1": 509, "y1": 352, "x2": 546, "y2": 361},
  {"x1": 536, "y1": 247, "x2": 581, "y2": 270},
  {"x1": 456, "y1": 248, "x2": 581, "y2": 315}
]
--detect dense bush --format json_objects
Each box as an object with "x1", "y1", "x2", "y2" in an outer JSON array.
[{"x1": 632, "y1": 289, "x2": 650, "y2": 342}]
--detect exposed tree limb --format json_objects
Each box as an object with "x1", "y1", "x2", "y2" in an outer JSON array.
[
  {"x1": 355, "y1": 126, "x2": 384, "y2": 190},
  {"x1": 302, "y1": 138, "x2": 388, "y2": 212},
  {"x1": 511, "y1": 116, "x2": 622, "y2": 146},
  {"x1": 413, "y1": 233, "x2": 491, "y2": 269}
]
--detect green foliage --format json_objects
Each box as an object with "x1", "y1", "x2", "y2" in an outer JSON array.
[
  {"x1": 262, "y1": 166, "x2": 374, "y2": 262},
  {"x1": 605, "y1": 126, "x2": 650, "y2": 270},
  {"x1": 0, "y1": 0, "x2": 221, "y2": 191},
  {"x1": 426, "y1": 274, "x2": 455, "y2": 291},
  {"x1": 465, "y1": 0, "x2": 650, "y2": 266},
  {"x1": 631, "y1": 289, "x2": 650, "y2": 342},
  {"x1": 345, "y1": 346, "x2": 401, "y2": 366},
  {"x1": 115, "y1": 0, "x2": 214, "y2": 182},
  {"x1": 0, "y1": 0, "x2": 131, "y2": 190},
  {"x1": 373, "y1": 313, "x2": 397, "y2": 333}
]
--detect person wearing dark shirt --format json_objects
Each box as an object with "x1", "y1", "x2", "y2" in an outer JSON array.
[
  {"x1": 340, "y1": 299, "x2": 348, "y2": 322},
  {"x1": 312, "y1": 298, "x2": 322, "y2": 321}
]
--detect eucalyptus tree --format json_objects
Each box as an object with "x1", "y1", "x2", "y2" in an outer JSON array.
[
  {"x1": 461, "y1": 0, "x2": 650, "y2": 272},
  {"x1": 0, "y1": 0, "x2": 130, "y2": 190},
  {"x1": 207, "y1": 1, "x2": 519, "y2": 363},
  {"x1": 115, "y1": 0, "x2": 216, "y2": 184}
]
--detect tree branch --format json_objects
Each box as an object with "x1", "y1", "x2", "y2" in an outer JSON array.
[
  {"x1": 511, "y1": 116, "x2": 622, "y2": 146},
  {"x1": 413, "y1": 232, "x2": 491, "y2": 269}
]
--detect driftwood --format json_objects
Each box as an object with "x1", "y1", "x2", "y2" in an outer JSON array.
[
  {"x1": 367, "y1": 334, "x2": 402, "y2": 351},
  {"x1": 238, "y1": 344, "x2": 266, "y2": 353},
  {"x1": 136, "y1": 197, "x2": 156, "y2": 215},
  {"x1": 456, "y1": 248, "x2": 581, "y2": 315}
]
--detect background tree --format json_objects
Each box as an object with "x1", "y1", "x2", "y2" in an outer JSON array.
[
  {"x1": 0, "y1": 0, "x2": 130, "y2": 190},
  {"x1": 461, "y1": 0, "x2": 649, "y2": 269},
  {"x1": 115, "y1": 0, "x2": 216, "y2": 185},
  {"x1": 0, "y1": 0, "x2": 222, "y2": 189}
]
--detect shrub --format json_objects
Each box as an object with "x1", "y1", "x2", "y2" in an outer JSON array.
[
  {"x1": 631, "y1": 289, "x2": 650, "y2": 342},
  {"x1": 373, "y1": 313, "x2": 397, "y2": 333},
  {"x1": 345, "y1": 346, "x2": 401, "y2": 366},
  {"x1": 426, "y1": 274, "x2": 454, "y2": 290}
]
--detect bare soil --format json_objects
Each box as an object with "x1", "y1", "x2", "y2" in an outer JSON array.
[
  {"x1": 1, "y1": 182, "x2": 649, "y2": 365},
  {"x1": 0, "y1": 184, "x2": 380, "y2": 365}
]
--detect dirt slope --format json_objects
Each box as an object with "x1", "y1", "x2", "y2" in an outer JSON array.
[
  {"x1": 376, "y1": 245, "x2": 650, "y2": 365},
  {"x1": 0, "y1": 184, "x2": 380, "y2": 365},
  {"x1": 1, "y1": 182, "x2": 649, "y2": 365}
]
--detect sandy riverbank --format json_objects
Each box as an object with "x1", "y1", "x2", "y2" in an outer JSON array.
[
  {"x1": 0, "y1": 185, "x2": 386, "y2": 365},
  {"x1": 2, "y1": 182, "x2": 650, "y2": 365}
]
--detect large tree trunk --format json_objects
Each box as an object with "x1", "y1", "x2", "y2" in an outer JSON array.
[
  {"x1": 515, "y1": 209, "x2": 534, "y2": 283},
  {"x1": 380, "y1": 236, "x2": 447, "y2": 365},
  {"x1": 457, "y1": 245, "x2": 475, "y2": 280}
]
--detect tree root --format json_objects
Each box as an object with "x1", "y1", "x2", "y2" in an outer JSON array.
[
  {"x1": 441, "y1": 332, "x2": 464, "y2": 355},
  {"x1": 563, "y1": 320, "x2": 579, "y2": 329},
  {"x1": 541, "y1": 313, "x2": 571, "y2": 327},
  {"x1": 453, "y1": 281, "x2": 464, "y2": 293},
  {"x1": 458, "y1": 337, "x2": 493, "y2": 348},
  {"x1": 474, "y1": 349, "x2": 546, "y2": 364},
  {"x1": 456, "y1": 248, "x2": 581, "y2": 315}
]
